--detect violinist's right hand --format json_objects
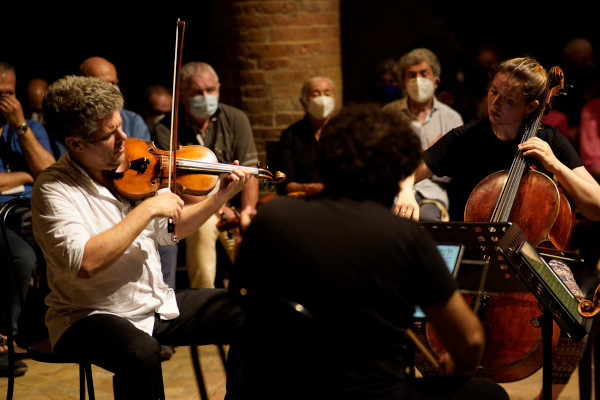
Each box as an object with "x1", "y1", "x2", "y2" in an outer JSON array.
[
  {"x1": 394, "y1": 175, "x2": 419, "y2": 221},
  {"x1": 143, "y1": 191, "x2": 185, "y2": 225}
]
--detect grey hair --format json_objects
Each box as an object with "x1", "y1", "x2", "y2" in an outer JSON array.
[
  {"x1": 180, "y1": 62, "x2": 220, "y2": 91},
  {"x1": 397, "y1": 48, "x2": 441, "y2": 81},
  {"x1": 43, "y1": 75, "x2": 124, "y2": 144},
  {"x1": 300, "y1": 76, "x2": 336, "y2": 104}
]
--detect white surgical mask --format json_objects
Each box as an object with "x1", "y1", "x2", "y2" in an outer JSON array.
[
  {"x1": 189, "y1": 94, "x2": 219, "y2": 119},
  {"x1": 307, "y1": 96, "x2": 335, "y2": 120},
  {"x1": 405, "y1": 77, "x2": 435, "y2": 103}
]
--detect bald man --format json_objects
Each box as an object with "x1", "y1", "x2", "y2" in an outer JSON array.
[{"x1": 79, "y1": 56, "x2": 151, "y2": 142}]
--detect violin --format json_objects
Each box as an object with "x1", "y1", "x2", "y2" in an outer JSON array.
[{"x1": 110, "y1": 138, "x2": 285, "y2": 200}]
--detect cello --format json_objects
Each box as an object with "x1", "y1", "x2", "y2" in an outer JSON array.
[{"x1": 425, "y1": 66, "x2": 571, "y2": 382}]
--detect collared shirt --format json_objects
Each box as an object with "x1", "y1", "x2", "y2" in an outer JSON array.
[
  {"x1": 383, "y1": 96, "x2": 464, "y2": 206},
  {"x1": 153, "y1": 103, "x2": 258, "y2": 167},
  {"x1": 32, "y1": 153, "x2": 178, "y2": 348}
]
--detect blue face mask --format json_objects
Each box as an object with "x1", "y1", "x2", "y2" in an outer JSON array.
[
  {"x1": 189, "y1": 95, "x2": 219, "y2": 119},
  {"x1": 375, "y1": 84, "x2": 401, "y2": 103}
]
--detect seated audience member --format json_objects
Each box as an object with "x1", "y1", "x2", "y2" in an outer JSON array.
[
  {"x1": 579, "y1": 96, "x2": 600, "y2": 181},
  {"x1": 153, "y1": 61, "x2": 259, "y2": 289},
  {"x1": 140, "y1": 84, "x2": 173, "y2": 134},
  {"x1": 227, "y1": 103, "x2": 509, "y2": 400},
  {"x1": 23, "y1": 78, "x2": 48, "y2": 123},
  {"x1": 79, "y1": 56, "x2": 151, "y2": 142},
  {"x1": 383, "y1": 48, "x2": 463, "y2": 221},
  {"x1": 0, "y1": 62, "x2": 55, "y2": 377},
  {"x1": 278, "y1": 76, "x2": 336, "y2": 196}
]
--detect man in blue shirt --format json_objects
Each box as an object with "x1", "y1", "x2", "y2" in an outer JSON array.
[{"x1": 0, "y1": 62, "x2": 56, "y2": 376}]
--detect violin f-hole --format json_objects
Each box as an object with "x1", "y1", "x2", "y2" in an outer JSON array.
[{"x1": 129, "y1": 157, "x2": 150, "y2": 174}]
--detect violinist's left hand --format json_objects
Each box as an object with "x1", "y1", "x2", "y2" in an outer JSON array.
[
  {"x1": 519, "y1": 137, "x2": 561, "y2": 174},
  {"x1": 216, "y1": 160, "x2": 253, "y2": 202}
]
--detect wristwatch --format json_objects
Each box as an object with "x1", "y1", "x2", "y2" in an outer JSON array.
[{"x1": 15, "y1": 123, "x2": 28, "y2": 136}]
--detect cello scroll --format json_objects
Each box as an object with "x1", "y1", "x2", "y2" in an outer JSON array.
[{"x1": 578, "y1": 284, "x2": 600, "y2": 318}]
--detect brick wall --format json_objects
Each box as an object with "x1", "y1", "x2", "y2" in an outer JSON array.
[{"x1": 210, "y1": 0, "x2": 342, "y2": 165}]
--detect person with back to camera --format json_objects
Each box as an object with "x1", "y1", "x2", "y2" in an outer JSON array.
[
  {"x1": 395, "y1": 56, "x2": 600, "y2": 400},
  {"x1": 227, "y1": 103, "x2": 509, "y2": 400},
  {"x1": 383, "y1": 48, "x2": 463, "y2": 221}
]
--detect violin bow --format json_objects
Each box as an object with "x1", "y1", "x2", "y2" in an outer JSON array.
[{"x1": 168, "y1": 18, "x2": 186, "y2": 242}]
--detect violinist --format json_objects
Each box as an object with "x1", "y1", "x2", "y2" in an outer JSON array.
[
  {"x1": 395, "y1": 57, "x2": 600, "y2": 400},
  {"x1": 32, "y1": 75, "x2": 253, "y2": 399}
]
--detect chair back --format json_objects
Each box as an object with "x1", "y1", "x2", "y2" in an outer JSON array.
[
  {"x1": 0, "y1": 198, "x2": 48, "y2": 348},
  {"x1": 228, "y1": 288, "x2": 335, "y2": 400}
]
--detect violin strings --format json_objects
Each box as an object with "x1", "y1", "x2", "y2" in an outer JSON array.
[{"x1": 158, "y1": 155, "x2": 269, "y2": 178}]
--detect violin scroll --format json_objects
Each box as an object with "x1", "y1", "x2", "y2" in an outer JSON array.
[{"x1": 256, "y1": 161, "x2": 286, "y2": 191}]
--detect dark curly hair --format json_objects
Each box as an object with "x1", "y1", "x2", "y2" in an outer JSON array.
[{"x1": 316, "y1": 103, "x2": 422, "y2": 205}]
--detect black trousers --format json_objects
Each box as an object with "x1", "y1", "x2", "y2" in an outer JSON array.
[
  {"x1": 54, "y1": 288, "x2": 243, "y2": 400},
  {"x1": 0, "y1": 229, "x2": 40, "y2": 337}
]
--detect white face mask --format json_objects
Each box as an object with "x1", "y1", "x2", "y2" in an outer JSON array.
[
  {"x1": 307, "y1": 95, "x2": 335, "y2": 120},
  {"x1": 189, "y1": 94, "x2": 219, "y2": 119},
  {"x1": 405, "y1": 77, "x2": 435, "y2": 103}
]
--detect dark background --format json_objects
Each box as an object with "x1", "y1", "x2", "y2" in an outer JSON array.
[{"x1": 2, "y1": 3, "x2": 598, "y2": 112}]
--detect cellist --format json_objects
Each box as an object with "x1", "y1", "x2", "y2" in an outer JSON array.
[{"x1": 394, "y1": 57, "x2": 600, "y2": 400}]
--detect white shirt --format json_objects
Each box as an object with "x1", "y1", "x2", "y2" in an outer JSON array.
[{"x1": 32, "y1": 153, "x2": 179, "y2": 348}]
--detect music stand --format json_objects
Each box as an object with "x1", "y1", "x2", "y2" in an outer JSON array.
[
  {"x1": 420, "y1": 221, "x2": 528, "y2": 293},
  {"x1": 419, "y1": 221, "x2": 592, "y2": 400}
]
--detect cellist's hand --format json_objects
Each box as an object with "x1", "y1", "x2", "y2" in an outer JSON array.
[
  {"x1": 519, "y1": 137, "x2": 561, "y2": 174},
  {"x1": 394, "y1": 175, "x2": 420, "y2": 220}
]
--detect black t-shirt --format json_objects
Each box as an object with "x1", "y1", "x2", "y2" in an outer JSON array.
[
  {"x1": 230, "y1": 196, "x2": 457, "y2": 399},
  {"x1": 423, "y1": 118, "x2": 583, "y2": 221},
  {"x1": 278, "y1": 115, "x2": 320, "y2": 188}
]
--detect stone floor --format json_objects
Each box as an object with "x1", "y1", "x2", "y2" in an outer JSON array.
[{"x1": 0, "y1": 344, "x2": 588, "y2": 399}]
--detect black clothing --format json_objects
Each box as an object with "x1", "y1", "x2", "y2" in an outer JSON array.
[
  {"x1": 229, "y1": 196, "x2": 459, "y2": 399},
  {"x1": 424, "y1": 118, "x2": 583, "y2": 221},
  {"x1": 278, "y1": 114, "x2": 320, "y2": 193}
]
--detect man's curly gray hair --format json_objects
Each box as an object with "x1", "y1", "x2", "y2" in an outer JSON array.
[{"x1": 43, "y1": 75, "x2": 124, "y2": 144}]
